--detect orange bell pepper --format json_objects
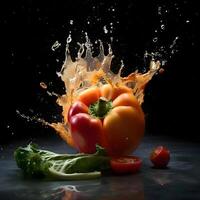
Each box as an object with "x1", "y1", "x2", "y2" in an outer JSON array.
[{"x1": 68, "y1": 84, "x2": 145, "y2": 156}]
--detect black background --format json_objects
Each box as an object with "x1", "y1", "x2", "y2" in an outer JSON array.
[{"x1": 1, "y1": 0, "x2": 200, "y2": 143}]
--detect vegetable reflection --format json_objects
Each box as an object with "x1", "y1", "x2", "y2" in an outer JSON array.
[{"x1": 52, "y1": 175, "x2": 144, "y2": 200}]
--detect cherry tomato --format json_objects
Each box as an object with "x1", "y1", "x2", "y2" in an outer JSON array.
[
  {"x1": 150, "y1": 146, "x2": 170, "y2": 168},
  {"x1": 110, "y1": 156, "x2": 142, "y2": 174}
]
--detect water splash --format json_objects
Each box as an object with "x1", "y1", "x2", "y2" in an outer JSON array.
[
  {"x1": 51, "y1": 41, "x2": 61, "y2": 51},
  {"x1": 16, "y1": 109, "x2": 49, "y2": 126},
  {"x1": 103, "y1": 25, "x2": 108, "y2": 34},
  {"x1": 6, "y1": 124, "x2": 15, "y2": 136},
  {"x1": 148, "y1": 4, "x2": 183, "y2": 66},
  {"x1": 169, "y1": 36, "x2": 179, "y2": 50},
  {"x1": 153, "y1": 37, "x2": 158, "y2": 43},
  {"x1": 160, "y1": 24, "x2": 165, "y2": 30},
  {"x1": 185, "y1": 20, "x2": 190, "y2": 24},
  {"x1": 40, "y1": 82, "x2": 47, "y2": 89},
  {"x1": 49, "y1": 35, "x2": 160, "y2": 147},
  {"x1": 69, "y1": 20, "x2": 74, "y2": 25}
]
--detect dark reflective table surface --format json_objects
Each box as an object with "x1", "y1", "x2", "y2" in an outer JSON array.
[{"x1": 1, "y1": 135, "x2": 200, "y2": 200}]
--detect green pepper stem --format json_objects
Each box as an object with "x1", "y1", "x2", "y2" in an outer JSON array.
[{"x1": 89, "y1": 97, "x2": 112, "y2": 118}]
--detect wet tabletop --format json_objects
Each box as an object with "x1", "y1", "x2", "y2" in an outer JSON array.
[{"x1": 0, "y1": 135, "x2": 200, "y2": 200}]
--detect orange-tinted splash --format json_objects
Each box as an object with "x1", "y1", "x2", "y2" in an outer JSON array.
[{"x1": 50, "y1": 38, "x2": 161, "y2": 147}]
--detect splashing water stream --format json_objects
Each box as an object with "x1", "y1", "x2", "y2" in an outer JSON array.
[{"x1": 48, "y1": 35, "x2": 161, "y2": 147}]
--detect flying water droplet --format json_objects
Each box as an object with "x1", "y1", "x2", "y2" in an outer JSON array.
[
  {"x1": 153, "y1": 37, "x2": 158, "y2": 43},
  {"x1": 161, "y1": 60, "x2": 167, "y2": 66},
  {"x1": 169, "y1": 36, "x2": 179, "y2": 49},
  {"x1": 158, "y1": 6, "x2": 162, "y2": 15},
  {"x1": 69, "y1": 20, "x2": 73, "y2": 25},
  {"x1": 110, "y1": 37, "x2": 113, "y2": 43},
  {"x1": 120, "y1": 60, "x2": 124, "y2": 68},
  {"x1": 66, "y1": 34, "x2": 72, "y2": 44},
  {"x1": 40, "y1": 82, "x2": 48, "y2": 89},
  {"x1": 161, "y1": 24, "x2": 165, "y2": 30},
  {"x1": 51, "y1": 41, "x2": 61, "y2": 51},
  {"x1": 103, "y1": 25, "x2": 108, "y2": 34},
  {"x1": 185, "y1": 20, "x2": 190, "y2": 24}
]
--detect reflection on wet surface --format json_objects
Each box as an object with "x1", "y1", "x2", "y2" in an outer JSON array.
[{"x1": 0, "y1": 136, "x2": 200, "y2": 200}]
